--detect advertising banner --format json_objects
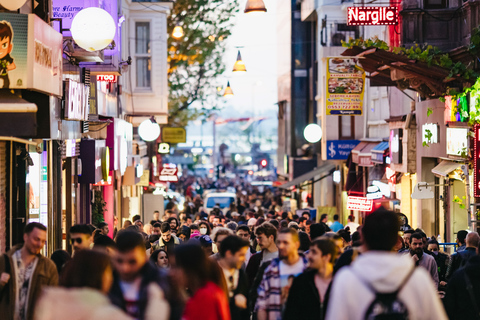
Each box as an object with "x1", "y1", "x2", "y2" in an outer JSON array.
[
  {"x1": 0, "y1": 13, "x2": 62, "y2": 95},
  {"x1": 326, "y1": 58, "x2": 365, "y2": 115}
]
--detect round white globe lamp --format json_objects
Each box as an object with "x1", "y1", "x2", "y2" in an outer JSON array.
[
  {"x1": 71, "y1": 7, "x2": 116, "y2": 52},
  {"x1": 0, "y1": 0, "x2": 28, "y2": 11},
  {"x1": 304, "y1": 124, "x2": 322, "y2": 143},
  {"x1": 138, "y1": 119, "x2": 161, "y2": 142}
]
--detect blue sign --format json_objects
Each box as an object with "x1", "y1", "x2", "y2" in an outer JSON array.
[{"x1": 327, "y1": 140, "x2": 360, "y2": 160}]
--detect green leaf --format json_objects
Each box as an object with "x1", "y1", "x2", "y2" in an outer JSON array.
[{"x1": 427, "y1": 108, "x2": 433, "y2": 117}]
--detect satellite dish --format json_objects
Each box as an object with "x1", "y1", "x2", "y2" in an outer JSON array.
[{"x1": 411, "y1": 182, "x2": 434, "y2": 200}]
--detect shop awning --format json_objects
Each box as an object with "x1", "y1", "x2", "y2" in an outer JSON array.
[
  {"x1": 279, "y1": 163, "x2": 336, "y2": 190},
  {"x1": 431, "y1": 160, "x2": 461, "y2": 177},
  {"x1": 371, "y1": 141, "x2": 389, "y2": 164},
  {"x1": 0, "y1": 93, "x2": 37, "y2": 137},
  {"x1": 352, "y1": 141, "x2": 379, "y2": 167}
]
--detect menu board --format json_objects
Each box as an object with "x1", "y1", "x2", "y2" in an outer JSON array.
[{"x1": 326, "y1": 58, "x2": 365, "y2": 115}]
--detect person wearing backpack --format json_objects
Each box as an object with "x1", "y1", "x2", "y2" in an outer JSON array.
[{"x1": 325, "y1": 209, "x2": 447, "y2": 320}]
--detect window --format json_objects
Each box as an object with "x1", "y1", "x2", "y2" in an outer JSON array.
[
  {"x1": 424, "y1": 0, "x2": 447, "y2": 9},
  {"x1": 339, "y1": 116, "x2": 355, "y2": 139},
  {"x1": 135, "y1": 22, "x2": 151, "y2": 88}
]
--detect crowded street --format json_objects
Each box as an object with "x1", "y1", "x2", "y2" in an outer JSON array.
[{"x1": 1, "y1": 0, "x2": 480, "y2": 319}]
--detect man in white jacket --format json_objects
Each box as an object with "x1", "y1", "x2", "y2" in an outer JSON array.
[{"x1": 326, "y1": 210, "x2": 447, "y2": 320}]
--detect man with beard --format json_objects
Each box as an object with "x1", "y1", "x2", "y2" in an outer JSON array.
[
  {"x1": 255, "y1": 228, "x2": 307, "y2": 320},
  {"x1": 408, "y1": 232, "x2": 439, "y2": 287},
  {"x1": 0, "y1": 223, "x2": 58, "y2": 320}
]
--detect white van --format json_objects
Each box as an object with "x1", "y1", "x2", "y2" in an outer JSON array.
[{"x1": 204, "y1": 192, "x2": 237, "y2": 215}]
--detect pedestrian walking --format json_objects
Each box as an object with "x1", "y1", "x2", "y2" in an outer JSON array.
[
  {"x1": 69, "y1": 224, "x2": 94, "y2": 252},
  {"x1": 172, "y1": 243, "x2": 231, "y2": 320},
  {"x1": 0, "y1": 223, "x2": 58, "y2": 320},
  {"x1": 330, "y1": 214, "x2": 343, "y2": 233},
  {"x1": 246, "y1": 222, "x2": 278, "y2": 287},
  {"x1": 34, "y1": 250, "x2": 169, "y2": 320},
  {"x1": 255, "y1": 228, "x2": 307, "y2": 320},
  {"x1": 217, "y1": 235, "x2": 250, "y2": 320},
  {"x1": 443, "y1": 243, "x2": 480, "y2": 320},
  {"x1": 109, "y1": 231, "x2": 181, "y2": 320},
  {"x1": 150, "y1": 222, "x2": 181, "y2": 253},
  {"x1": 284, "y1": 237, "x2": 338, "y2": 320},
  {"x1": 408, "y1": 232, "x2": 439, "y2": 287},
  {"x1": 150, "y1": 249, "x2": 169, "y2": 269},
  {"x1": 446, "y1": 231, "x2": 479, "y2": 281},
  {"x1": 325, "y1": 209, "x2": 447, "y2": 320}
]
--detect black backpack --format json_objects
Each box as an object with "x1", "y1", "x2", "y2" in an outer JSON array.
[{"x1": 359, "y1": 267, "x2": 415, "y2": 320}]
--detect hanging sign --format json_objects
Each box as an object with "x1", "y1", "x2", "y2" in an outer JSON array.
[
  {"x1": 347, "y1": 7, "x2": 398, "y2": 26},
  {"x1": 326, "y1": 58, "x2": 365, "y2": 116},
  {"x1": 346, "y1": 196, "x2": 373, "y2": 211},
  {"x1": 97, "y1": 74, "x2": 117, "y2": 82},
  {"x1": 474, "y1": 124, "x2": 480, "y2": 197},
  {"x1": 159, "y1": 167, "x2": 178, "y2": 182},
  {"x1": 162, "y1": 127, "x2": 186, "y2": 143}
]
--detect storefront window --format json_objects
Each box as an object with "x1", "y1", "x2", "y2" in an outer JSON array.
[{"x1": 26, "y1": 150, "x2": 48, "y2": 226}]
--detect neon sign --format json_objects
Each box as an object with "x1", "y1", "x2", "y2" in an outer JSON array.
[
  {"x1": 474, "y1": 124, "x2": 480, "y2": 197},
  {"x1": 96, "y1": 74, "x2": 117, "y2": 82},
  {"x1": 347, "y1": 7, "x2": 398, "y2": 26},
  {"x1": 346, "y1": 196, "x2": 374, "y2": 212}
]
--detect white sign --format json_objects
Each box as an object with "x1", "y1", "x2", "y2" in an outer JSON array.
[
  {"x1": 346, "y1": 196, "x2": 373, "y2": 211},
  {"x1": 422, "y1": 123, "x2": 438, "y2": 144},
  {"x1": 446, "y1": 128, "x2": 468, "y2": 156},
  {"x1": 64, "y1": 79, "x2": 89, "y2": 121}
]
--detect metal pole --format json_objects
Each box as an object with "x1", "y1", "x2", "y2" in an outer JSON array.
[{"x1": 465, "y1": 162, "x2": 476, "y2": 231}]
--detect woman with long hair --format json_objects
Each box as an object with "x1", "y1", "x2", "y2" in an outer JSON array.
[
  {"x1": 150, "y1": 249, "x2": 169, "y2": 269},
  {"x1": 172, "y1": 244, "x2": 230, "y2": 320},
  {"x1": 34, "y1": 250, "x2": 169, "y2": 320}
]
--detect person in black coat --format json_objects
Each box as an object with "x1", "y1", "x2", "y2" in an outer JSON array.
[
  {"x1": 284, "y1": 237, "x2": 338, "y2": 320},
  {"x1": 443, "y1": 254, "x2": 480, "y2": 319},
  {"x1": 217, "y1": 235, "x2": 251, "y2": 320}
]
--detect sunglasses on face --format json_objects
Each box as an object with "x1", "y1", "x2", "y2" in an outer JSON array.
[{"x1": 71, "y1": 237, "x2": 83, "y2": 245}]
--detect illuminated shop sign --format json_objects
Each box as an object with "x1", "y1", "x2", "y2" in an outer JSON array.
[
  {"x1": 346, "y1": 196, "x2": 373, "y2": 211},
  {"x1": 96, "y1": 74, "x2": 117, "y2": 82},
  {"x1": 159, "y1": 165, "x2": 178, "y2": 182},
  {"x1": 474, "y1": 125, "x2": 480, "y2": 197},
  {"x1": 347, "y1": 7, "x2": 398, "y2": 26}
]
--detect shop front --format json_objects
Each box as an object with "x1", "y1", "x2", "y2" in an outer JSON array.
[{"x1": 415, "y1": 99, "x2": 468, "y2": 243}]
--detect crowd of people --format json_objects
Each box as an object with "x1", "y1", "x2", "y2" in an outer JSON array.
[{"x1": 0, "y1": 183, "x2": 479, "y2": 320}]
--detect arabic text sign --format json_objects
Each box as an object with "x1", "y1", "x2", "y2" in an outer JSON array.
[
  {"x1": 326, "y1": 58, "x2": 365, "y2": 116},
  {"x1": 346, "y1": 196, "x2": 373, "y2": 212}
]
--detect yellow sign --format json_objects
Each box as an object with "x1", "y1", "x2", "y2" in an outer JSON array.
[
  {"x1": 326, "y1": 58, "x2": 365, "y2": 115},
  {"x1": 137, "y1": 170, "x2": 150, "y2": 186},
  {"x1": 162, "y1": 127, "x2": 186, "y2": 143}
]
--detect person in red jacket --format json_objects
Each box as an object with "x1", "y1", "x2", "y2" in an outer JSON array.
[{"x1": 172, "y1": 244, "x2": 230, "y2": 320}]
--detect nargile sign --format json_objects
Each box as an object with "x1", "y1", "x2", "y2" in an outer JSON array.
[{"x1": 347, "y1": 7, "x2": 398, "y2": 26}]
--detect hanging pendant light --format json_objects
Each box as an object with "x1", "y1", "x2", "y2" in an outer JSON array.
[
  {"x1": 232, "y1": 50, "x2": 247, "y2": 73},
  {"x1": 172, "y1": 24, "x2": 184, "y2": 39},
  {"x1": 223, "y1": 81, "x2": 234, "y2": 98},
  {"x1": 244, "y1": 0, "x2": 267, "y2": 14}
]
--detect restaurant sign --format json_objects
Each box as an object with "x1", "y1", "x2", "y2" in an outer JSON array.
[
  {"x1": 346, "y1": 196, "x2": 373, "y2": 212},
  {"x1": 347, "y1": 7, "x2": 398, "y2": 26},
  {"x1": 326, "y1": 58, "x2": 365, "y2": 116}
]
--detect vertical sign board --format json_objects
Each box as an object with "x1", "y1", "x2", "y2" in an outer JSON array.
[
  {"x1": 475, "y1": 125, "x2": 480, "y2": 197},
  {"x1": 326, "y1": 58, "x2": 365, "y2": 115}
]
